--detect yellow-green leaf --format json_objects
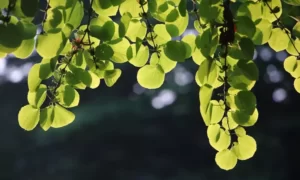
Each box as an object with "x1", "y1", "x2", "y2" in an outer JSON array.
[
  {"x1": 215, "y1": 149, "x2": 238, "y2": 171},
  {"x1": 137, "y1": 64, "x2": 165, "y2": 89},
  {"x1": 27, "y1": 84, "x2": 47, "y2": 108},
  {"x1": 18, "y1": 105, "x2": 40, "y2": 131},
  {"x1": 51, "y1": 104, "x2": 75, "y2": 128}
]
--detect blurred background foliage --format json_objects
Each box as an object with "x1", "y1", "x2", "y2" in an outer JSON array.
[{"x1": 0, "y1": 0, "x2": 299, "y2": 179}]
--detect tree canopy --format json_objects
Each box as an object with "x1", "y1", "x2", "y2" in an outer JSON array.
[{"x1": 0, "y1": 0, "x2": 300, "y2": 170}]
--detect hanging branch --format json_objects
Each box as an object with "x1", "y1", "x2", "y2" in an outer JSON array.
[
  {"x1": 219, "y1": 0, "x2": 235, "y2": 132},
  {"x1": 264, "y1": 0, "x2": 300, "y2": 58},
  {"x1": 80, "y1": 0, "x2": 98, "y2": 67},
  {"x1": 40, "y1": 0, "x2": 51, "y2": 34},
  {"x1": 139, "y1": 0, "x2": 161, "y2": 58},
  {"x1": 48, "y1": 0, "x2": 96, "y2": 104}
]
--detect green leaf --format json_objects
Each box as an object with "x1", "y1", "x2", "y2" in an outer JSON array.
[
  {"x1": 149, "y1": 24, "x2": 172, "y2": 45},
  {"x1": 232, "y1": 135, "x2": 257, "y2": 160},
  {"x1": 286, "y1": 38, "x2": 300, "y2": 56},
  {"x1": 43, "y1": 7, "x2": 65, "y2": 31},
  {"x1": 268, "y1": 28, "x2": 290, "y2": 52},
  {"x1": 110, "y1": 0, "x2": 125, "y2": 6},
  {"x1": 201, "y1": 100, "x2": 225, "y2": 125},
  {"x1": 27, "y1": 84, "x2": 47, "y2": 108},
  {"x1": 108, "y1": 38, "x2": 131, "y2": 63},
  {"x1": 195, "y1": 28, "x2": 218, "y2": 57},
  {"x1": 28, "y1": 64, "x2": 42, "y2": 92},
  {"x1": 0, "y1": 17, "x2": 24, "y2": 53},
  {"x1": 36, "y1": 29, "x2": 66, "y2": 58},
  {"x1": 199, "y1": 84, "x2": 213, "y2": 126},
  {"x1": 119, "y1": 12, "x2": 132, "y2": 37},
  {"x1": 166, "y1": 8, "x2": 179, "y2": 22},
  {"x1": 56, "y1": 85, "x2": 80, "y2": 108},
  {"x1": 192, "y1": 49, "x2": 206, "y2": 65},
  {"x1": 294, "y1": 78, "x2": 300, "y2": 93},
  {"x1": 89, "y1": 16, "x2": 118, "y2": 41},
  {"x1": 165, "y1": 8, "x2": 188, "y2": 37},
  {"x1": 12, "y1": 0, "x2": 39, "y2": 20},
  {"x1": 18, "y1": 105, "x2": 40, "y2": 131},
  {"x1": 13, "y1": 38, "x2": 35, "y2": 59},
  {"x1": 215, "y1": 149, "x2": 238, "y2": 171},
  {"x1": 19, "y1": 20, "x2": 37, "y2": 40},
  {"x1": 125, "y1": 20, "x2": 147, "y2": 42},
  {"x1": 0, "y1": 52, "x2": 6, "y2": 58},
  {"x1": 12, "y1": 20, "x2": 37, "y2": 58},
  {"x1": 237, "y1": 1, "x2": 262, "y2": 22},
  {"x1": 234, "y1": 91, "x2": 256, "y2": 115},
  {"x1": 235, "y1": 126, "x2": 247, "y2": 137},
  {"x1": 252, "y1": 18, "x2": 272, "y2": 45},
  {"x1": 64, "y1": 71, "x2": 87, "y2": 90},
  {"x1": 51, "y1": 104, "x2": 75, "y2": 128},
  {"x1": 228, "y1": 60, "x2": 258, "y2": 90},
  {"x1": 129, "y1": 44, "x2": 149, "y2": 67},
  {"x1": 228, "y1": 108, "x2": 259, "y2": 127},
  {"x1": 222, "y1": 117, "x2": 238, "y2": 130},
  {"x1": 95, "y1": 44, "x2": 114, "y2": 60},
  {"x1": 40, "y1": 106, "x2": 54, "y2": 131},
  {"x1": 182, "y1": 34, "x2": 196, "y2": 54},
  {"x1": 262, "y1": 0, "x2": 282, "y2": 22},
  {"x1": 198, "y1": 0, "x2": 221, "y2": 23},
  {"x1": 150, "y1": 50, "x2": 177, "y2": 73},
  {"x1": 72, "y1": 50, "x2": 86, "y2": 69},
  {"x1": 0, "y1": 0, "x2": 8, "y2": 8},
  {"x1": 104, "y1": 69, "x2": 122, "y2": 87},
  {"x1": 178, "y1": 0, "x2": 187, "y2": 16},
  {"x1": 66, "y1": 0, "x2": 84, "y2": 30},
  {"x1": 39, "y1": 58, "x2": 54, "y2": 79},
  {"x1": 284, "y1": 56, "x2": 298, "y2": 74},
  {"x1": 93, "y1": 0, "x2": 119, "y2": 16},
  {"x1": 293, "y1": 22, "x2": 300, "y2": 38},
  {"x1": 196, "y1": 59, "x2": 219, "y2": 86},
  {"x1": 236, "y1": 16, "x2": 256, "y2": 38},
  {"x1": 119, "y1": 0, "x2": 147, "y2": 17},
  {"x1": 239, "y1": 38, "x2": 254, "y2": 60},
  {"x1": 98, "y1": 21, "x2": 115, "y2": 41},
  {"x1": 164, "y1": 40, "x2": 186, "y2": 62},
  {"x1": 207, "y1": 124, "x2": 231, "y2": 151},
  {"x1": 137, "y1": 64, "x2": 165, "y2": 89}
]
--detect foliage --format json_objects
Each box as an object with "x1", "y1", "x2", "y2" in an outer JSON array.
[{"x1": 1, "y1": 0, "x2": 300, "y2": 170}]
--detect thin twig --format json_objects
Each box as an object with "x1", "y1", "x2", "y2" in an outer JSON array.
[
  {"x1": 139, "y1": 1, "x2": 160, "y2": 58},
  {"x1": 264, "y1": 1, "x2": 300, "y2": 57},
  {"x1": 49, "y1": 0, "x2": 96, "y2": 103},
  {"x1": 80, "y1": 0, "x2": 98, "y2": 67}
]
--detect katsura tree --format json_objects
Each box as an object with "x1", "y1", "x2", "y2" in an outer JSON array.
[{"x1": 0, "y1": 0, "x2": 300, "y2": 170}]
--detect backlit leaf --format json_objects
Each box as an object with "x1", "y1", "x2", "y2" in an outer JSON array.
[
  {"x1": 18, "y1": 105, "x2": 40, "y2": 131},
  {"x1": 137, "y1": 64, "x2": 165, "y2": 89},
  {"x1": 215, "y1": 149, "x2": 238, "y2": 171},
  {"x1": 51, "y1": 104, "x2": 75, "y2": 128}
]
